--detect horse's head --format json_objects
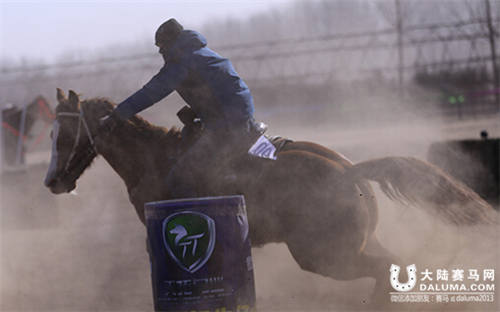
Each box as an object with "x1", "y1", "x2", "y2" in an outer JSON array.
[{"x1": 44, "y1": 88, "x2": 100, "y2": 194}]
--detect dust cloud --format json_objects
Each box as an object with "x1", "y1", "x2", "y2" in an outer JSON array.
[
  {"x1": 258, "y1": 101, "x2": 500, "y2": 311},
  {"x1": 1, "y1": 0, "x2": 498, "y2": 310},
  {"x1": 1, "y1": 103, "x2": 498, "y2": 311}
]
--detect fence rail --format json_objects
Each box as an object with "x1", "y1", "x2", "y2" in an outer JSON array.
[{"x1": 1, "y1": 17, "x2": 499, "y2": 118}]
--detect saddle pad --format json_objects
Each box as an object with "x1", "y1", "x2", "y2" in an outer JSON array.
[{"x1": 248, "y1": 135, "x2": 293, "y2": 160}]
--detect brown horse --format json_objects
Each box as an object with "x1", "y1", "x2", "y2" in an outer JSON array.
[{"x1": 44, "y1": 89, "x2": 496, "y2": 305}]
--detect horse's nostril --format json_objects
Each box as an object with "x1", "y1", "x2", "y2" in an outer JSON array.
[{"x1": 44, "y1": 177, "x2": 56, "y2": 188}]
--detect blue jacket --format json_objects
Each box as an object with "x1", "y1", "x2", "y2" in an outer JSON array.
[{"x1": 114, "y1": 30, "x2": 254, "y2": 131}]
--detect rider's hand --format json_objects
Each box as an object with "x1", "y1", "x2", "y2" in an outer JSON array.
[{"x1": 98, "y1": 113, "x2": 119, "y2": 135}]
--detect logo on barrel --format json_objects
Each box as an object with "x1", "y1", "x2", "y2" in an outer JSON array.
[{"x1": 162, "y1": 211, "x2": 216, "y2": 273}]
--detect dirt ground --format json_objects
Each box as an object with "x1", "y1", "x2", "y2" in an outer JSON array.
[{"x1": 1, "y1": 115, "x2": 499, "y2": 311}]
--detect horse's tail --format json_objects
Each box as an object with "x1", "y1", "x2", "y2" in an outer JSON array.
[{"x1": 347, "y1": 156, "x2": 497, "y2": 225}]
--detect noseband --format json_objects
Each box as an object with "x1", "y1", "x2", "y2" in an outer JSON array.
[{"x1": 56, "y1": 108, "x2": 98, "y2": 175}]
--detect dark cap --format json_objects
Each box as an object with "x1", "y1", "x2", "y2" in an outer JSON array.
[{"x1": 155, "y1": 18, "x2": 184, "y2": 47}]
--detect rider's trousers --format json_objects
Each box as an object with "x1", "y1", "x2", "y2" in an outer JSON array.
[{"x1": 165, "y1": 128, "x2": 252, "y2": 199}]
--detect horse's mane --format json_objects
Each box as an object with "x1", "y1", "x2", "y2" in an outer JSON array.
[{"x1": 81, "y1": 97, "x2": 182, "y2": 148}]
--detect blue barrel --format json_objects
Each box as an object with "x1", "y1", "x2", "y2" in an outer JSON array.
[{"x1": 145, "y1": 195, "x2": 256, "y2": 312}]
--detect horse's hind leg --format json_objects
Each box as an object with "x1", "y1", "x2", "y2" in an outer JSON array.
[
  {"x1": 355, "y1": 252, "x2": 398, "y2": 305},
  {"x1": 287, "y1": 239, "x2": 396, "y2": 306}
]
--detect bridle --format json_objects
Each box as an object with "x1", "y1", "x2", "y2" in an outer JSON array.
[{"x1": 56, "y1": 107, "x2": 99, "y2": 175}]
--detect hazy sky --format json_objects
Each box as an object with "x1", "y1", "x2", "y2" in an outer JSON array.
[{"x1": 0, "y1": 0, "x2": 292, "y2": 64}]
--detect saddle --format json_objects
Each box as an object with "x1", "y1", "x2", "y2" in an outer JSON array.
[{"x1": 177, "y1": 106, "x2": 292, "y2": 158}]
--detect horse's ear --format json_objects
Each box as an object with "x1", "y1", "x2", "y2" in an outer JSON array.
[
  {"x1": 56, "y1": 88, "x2": 66, "y2": 102},
  {"x1": 68, "y1": 90, "x2": 80, "y2": 110}
]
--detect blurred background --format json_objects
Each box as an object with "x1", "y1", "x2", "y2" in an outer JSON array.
[
  {"x1": 2, "y1": 0, "x2": 499, "y2": 129},
  {"x1": 1, "y1": 0, "x2": 499, "y2": 311}
]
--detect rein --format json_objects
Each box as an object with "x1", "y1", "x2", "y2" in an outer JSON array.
[{"x1": 56, "y1": 107, "x2": 98, "y2": 174}]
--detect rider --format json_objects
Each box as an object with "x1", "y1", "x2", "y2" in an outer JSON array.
[{"x1": 100, "y1": 18, "x2": 261, "y2": 198}]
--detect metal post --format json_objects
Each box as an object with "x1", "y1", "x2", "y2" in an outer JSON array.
[
  {"x1": 0, "y1": 108, "x2": 4, "y2": 173},
  {"x1": 15, "y1": 102, "x2": 28, "y2": 166},
  {"x1": 0, "y1": 108, "x2": 2, "y2": 207},
  {"x1": 395, "y1": 0, "x2": 404, "y2": 97},
  {"x1": 485, "y1": 0, "x2": 499, "y2": 110}
]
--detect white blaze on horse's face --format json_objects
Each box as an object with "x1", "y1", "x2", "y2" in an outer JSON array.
[
  {"x1": 44, "y1": 106, "x2": 98, "y2": 194},
  {"x1": 44, "y1": 118, "x2": 79, "y2": 194},
  {"x1": 44, "y1": 114, "x2": 81, "y2": 194},
  {"x1": 44, "y1": 120, "x2": 60, "y2": 188}
]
